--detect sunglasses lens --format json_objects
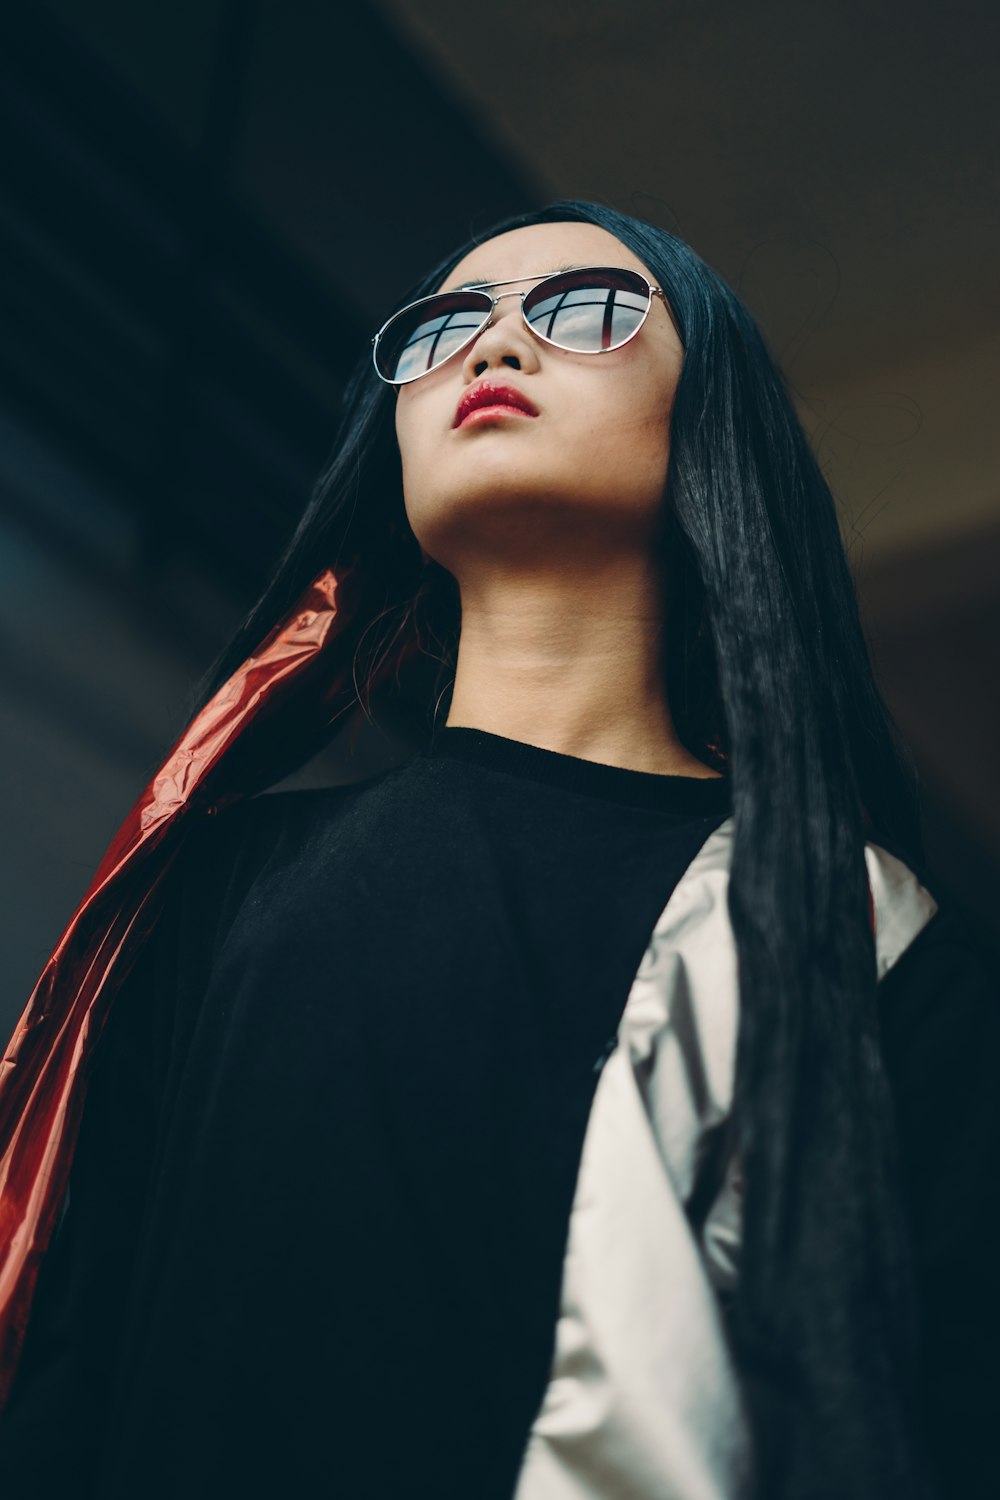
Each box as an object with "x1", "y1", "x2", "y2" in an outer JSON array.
[
  {"x1": 523, "y1": 267, "x2": 651, "y2": 352},
  {"x1": 375, "y1": 292, "x2": 492, "y2": 383}
]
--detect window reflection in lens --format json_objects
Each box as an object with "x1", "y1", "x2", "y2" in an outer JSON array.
[
  {"x1": 524, "y1": 271, "x2": 649, "y2": 352},
  {"x1": 389, "y1": 300, "x2": 489, "y2": 382}
]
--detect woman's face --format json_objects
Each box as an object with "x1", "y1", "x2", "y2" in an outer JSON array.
[{"x1": 394, "y1": 221, "x2": 684, "y2": 575}]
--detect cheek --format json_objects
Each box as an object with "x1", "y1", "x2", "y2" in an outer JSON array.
[
  {"x1": 579, "y1": 343, "x2": 677, "y2": 454},
  {"x1": 394, "y1": 400, "x2": 409, "y2": 463},
  {"x1": 395, "y1": 404, "x2": 424, "y2": 483},
  {"x1": 582, "y1": 383, "x2": 672, "y2": 475},
  {"x1": 395, "y1": 405, "x2": 443, "y2": 519}
]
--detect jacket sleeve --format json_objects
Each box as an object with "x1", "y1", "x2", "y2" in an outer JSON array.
[
  {"x1": 0, "y1": 808, "x2": 237, "y2": 1490},
  {"x1": 877, "y1": 900, "x2": 1000, "y2": 1500}
]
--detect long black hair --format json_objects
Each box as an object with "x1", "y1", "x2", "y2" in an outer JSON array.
[{"x1": 184, "y1": 201, "x2": 930, "y2": 1499}]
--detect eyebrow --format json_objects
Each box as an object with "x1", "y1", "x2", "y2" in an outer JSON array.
[{"x1": 453, "y1": 262, "x2": 587, "y2": 291}]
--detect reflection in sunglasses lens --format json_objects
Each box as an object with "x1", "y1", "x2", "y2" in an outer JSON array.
[
  {"x1": 380, "y1": 296, "x2": 491, "y2": 383},
  {"x1": 376, "y1": 269, "x2": 651, "y2": 381},
  {"x1": 523, "y1": 270, "x2": 649, "y2": 353}
]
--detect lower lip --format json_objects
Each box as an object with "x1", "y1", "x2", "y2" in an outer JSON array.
[{"x1": 457, "y1": 404, "x2": 537, "y2": 428}]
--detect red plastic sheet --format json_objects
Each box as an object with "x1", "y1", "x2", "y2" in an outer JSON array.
[{"x1": 0, "y1": 562, "x2": 408, "y2": 1408}]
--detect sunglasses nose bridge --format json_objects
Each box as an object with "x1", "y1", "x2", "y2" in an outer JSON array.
[
  {"x1": 462, "y1": 288, "x2": 529, "y2": 354},
  {"x1": 487, "y1": 287, "x2": 528, "y2": 327},
  {"x1": 488, "y1": 287, "x2": 549, "y2": 356}
]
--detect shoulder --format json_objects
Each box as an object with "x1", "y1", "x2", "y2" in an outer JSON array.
[
  {"x1": 875, "y1": 888, "x2": 1000, "y2": 1241},
  {"x1": 102, "y1": 776, "x2": 392, "y2": 1078},
  {"x1": 877, "y1": 896, "x2": 1000, "y2": 1073},
  {"x1": 849, "y1": 838, "x2": 1000, "y2": 1124},
  {"x1": 165, "y1": 766, "x2": 405, "y2": 936},
  {"x1": 872, "y1": 891, "x2": 1000, "y2": 1491},
  {"x1": 162, "y1": 778, "x2": 379, "y2": 940},
  {"x1": 867, "y1": 827, "x2": 999, "y2": 1057},
  {"x1": 184, "y1": 770, "x2": 394, "y2": 871}
]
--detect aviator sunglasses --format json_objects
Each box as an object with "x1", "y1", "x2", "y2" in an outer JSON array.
[{"x1": 371, "y1": 265, "x2": 671, "y2": 386}]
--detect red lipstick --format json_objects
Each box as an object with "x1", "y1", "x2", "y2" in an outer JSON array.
[{"x1": 453, "y1": 380, "x2": 539, "y2": 429}]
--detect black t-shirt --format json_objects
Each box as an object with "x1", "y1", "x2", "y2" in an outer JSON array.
[{"x1": 0, "y1": 727, "x2": 996, "y2": 1500}]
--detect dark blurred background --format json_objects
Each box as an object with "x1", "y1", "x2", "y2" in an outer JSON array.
[{"x1": 2, "y1": 0, "x2": 997, "y2": 1031}]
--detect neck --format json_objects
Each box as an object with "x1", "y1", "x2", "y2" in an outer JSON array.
[{"x1": 443, "y1": 557, "x2": 723, "y2": 779}]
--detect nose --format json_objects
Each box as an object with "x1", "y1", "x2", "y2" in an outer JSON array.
[{"x1": 459, "y1": 293, "x2": 542, "y2": 383}]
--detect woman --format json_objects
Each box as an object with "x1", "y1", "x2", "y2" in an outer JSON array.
[{"x1": 0, "y1": 202, "x2": 995, "y2": 1500}]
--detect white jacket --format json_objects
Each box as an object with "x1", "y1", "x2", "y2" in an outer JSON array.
[{"x1": 513, "y1": 816, "x2": 939, "y2": 1500}]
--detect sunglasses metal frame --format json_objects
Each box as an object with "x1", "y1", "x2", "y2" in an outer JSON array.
[{"x1": 370, "y1": 265, "x2": 671, "y2": 386}]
